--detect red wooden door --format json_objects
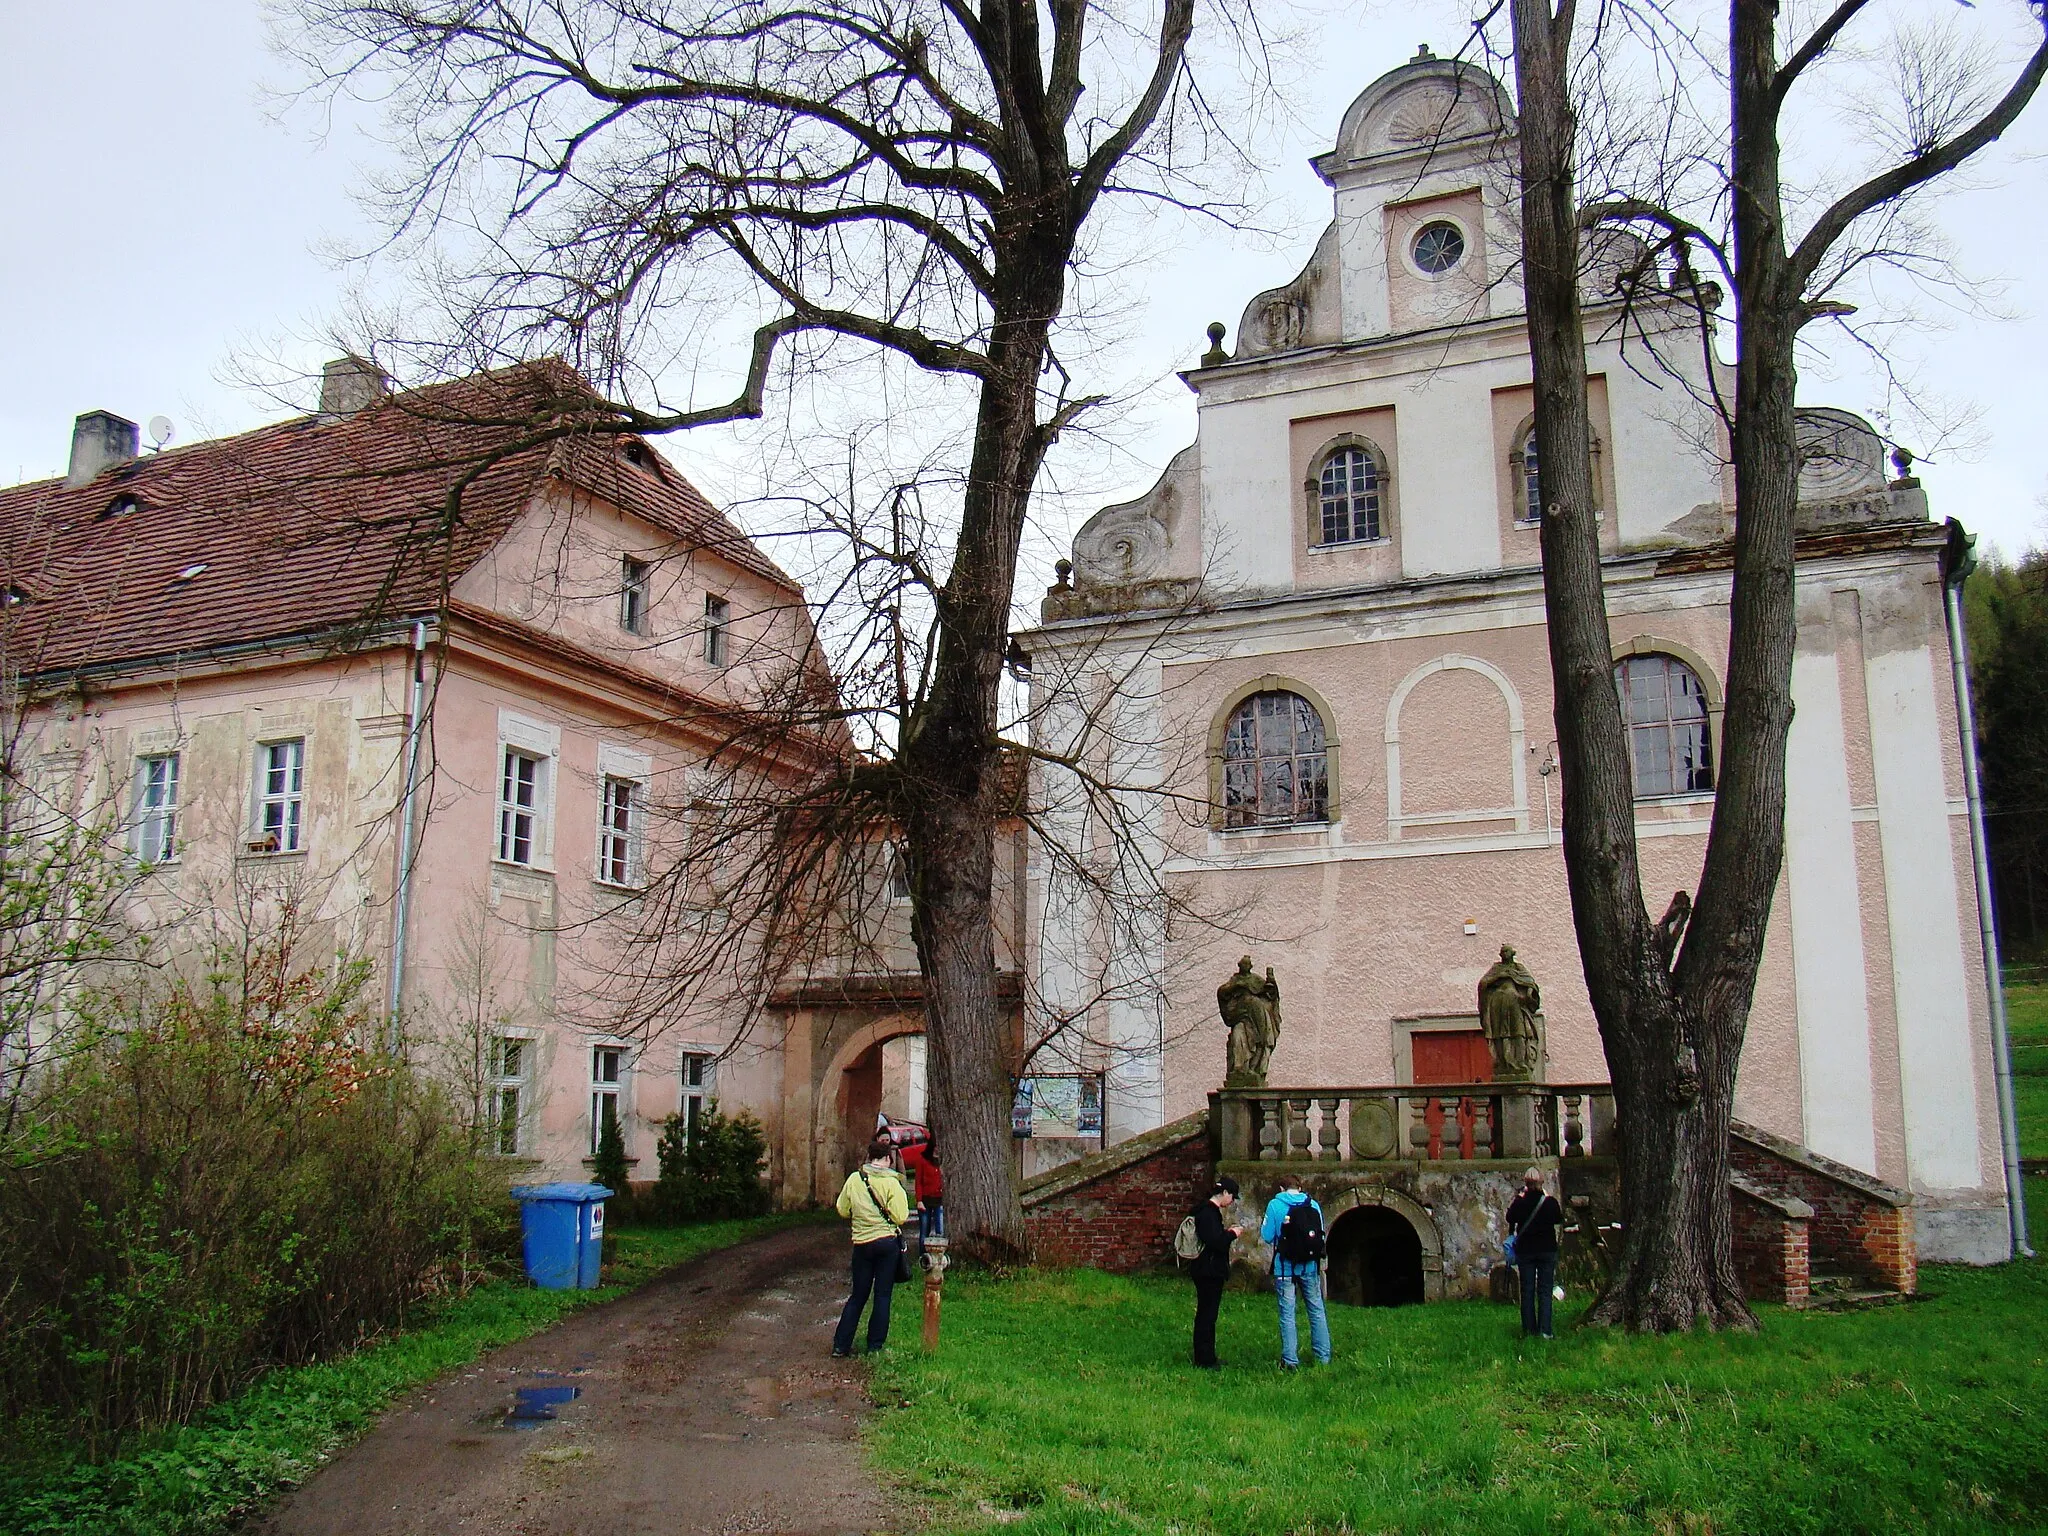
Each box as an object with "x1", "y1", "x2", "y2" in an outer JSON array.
[
  {"x1": 1412, "y1": 1030, "x2": 1492, "y2": 1084},
  {"x1": 1413, "y1": 1030, "x2": 1489, "y2": 1159}
]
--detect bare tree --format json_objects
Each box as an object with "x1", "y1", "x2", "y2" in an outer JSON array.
[
  {"x1": 1501, "y1": 0, "x2": 2047, "y2": 1327},
  {"x1": 282, "y1": 0, "x2": 1271, "y2": 1258}
]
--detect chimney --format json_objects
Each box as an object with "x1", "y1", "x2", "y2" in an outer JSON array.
[
  {"x1": 319, "y1": 355, "x2": 389, "y2": 418},
  {"x1": 66, "y1": 411, "x2": 140, "y2": 488}
]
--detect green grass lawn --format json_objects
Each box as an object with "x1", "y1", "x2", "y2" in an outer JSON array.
[
  {"x1": 0, "y1": 1210, "x2": 826, "y2": 1536},
  {"x1": 2004, "y1": 975, "x2": 2048, "y2": 1159},
  {"x1": 873, "y1": 1182, "x2": 2048, "y2": 1535}
]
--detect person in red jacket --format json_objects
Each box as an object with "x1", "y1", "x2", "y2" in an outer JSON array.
[{"x1": 899, "y1": 1139, "x2": 944, "y2": 1245}]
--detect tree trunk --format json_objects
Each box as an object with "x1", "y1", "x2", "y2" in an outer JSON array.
[
  {"x1": 1510, "y1": 0, "x2": 1757, "y2": 1330},
  {"x1": 900, "y1": 254, "x2": 1065, "y2": 1263}
]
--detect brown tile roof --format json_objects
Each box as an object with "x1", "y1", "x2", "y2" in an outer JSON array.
[{"x1": 0, "y1": 361, "x2": 797, "y2": 679}]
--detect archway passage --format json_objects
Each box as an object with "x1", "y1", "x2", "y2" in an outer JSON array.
[{"x1": 1326, "y1": 1206, "x2": 1425, "y2": 1306}]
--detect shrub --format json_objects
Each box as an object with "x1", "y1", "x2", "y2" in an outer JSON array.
[
  {"x1": 0, "y1": 921, "x2": 511, "y2": 1460},
  {"x1": 590, "y1": 1110, "x2": 631, "y2": 1211},
  {"x1": 652, "y1": 1104, "x2": 770, "y2": 1222}
]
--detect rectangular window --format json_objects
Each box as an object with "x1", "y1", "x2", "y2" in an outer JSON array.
[
  {"x1": 498, "y1": 747, "x2": 544, "y2": 865},
  {"x1": 620, "y1": 556, "x2": 650, "y2": 635},
  {"x1": 679, "y1": 1051, "x2": 715, "y2": 1148},
  {"x1": 490, "y1": 1037, "x2": 529, "y2": 1156},
  {"x1": 703, "y1": 594, "x2": 730, "y2": 667},
  {"x1": 134, "y1": 753, "x2": 179, "y2": 863},
  {"x1": 886, "y1": 843, "x2": 912, "y2": 903},
  {"x1": 256, "y1": 739, "x2": 304, "y2": 852},
  {"x1": 590, "y1": 1045, "x2": 625, "y2": 1155},
  {"x1": 598, "y1": 775, "x2": 641, "y2": 887}
]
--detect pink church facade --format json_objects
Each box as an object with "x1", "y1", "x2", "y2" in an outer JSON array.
[{"x1": 1021, "y1": 52, "x2": 2013, "y2": 1262}]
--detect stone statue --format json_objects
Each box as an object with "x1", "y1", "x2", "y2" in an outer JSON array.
[
  {"x1": 1219, "y1": 956, "x2": 1282, "y2": 1087},
  {"x1": 1478, "y1": 944, "x2": 1544, "y2": 1082}
]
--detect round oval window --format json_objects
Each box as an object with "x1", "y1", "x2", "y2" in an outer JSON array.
[{"x1": 1412, "y1": 221, "x2": 1466, "y2": 275}]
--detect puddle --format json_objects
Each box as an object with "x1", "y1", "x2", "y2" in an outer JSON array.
[{"x1": 504, "y1": 1385, "x2": 582, "y2": 1428}]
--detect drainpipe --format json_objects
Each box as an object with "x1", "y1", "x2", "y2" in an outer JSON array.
[
  {"x1": 1941, "y1": 519, "x2": 2033, "y2": 1259},
  {"x1": 386, "y1": 619, "x2": 432, "y2": 1040}
]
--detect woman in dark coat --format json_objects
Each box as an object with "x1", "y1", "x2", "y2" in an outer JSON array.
[{"x1": 1189, "y1": 1177, "x2": 1243, "y2": 1369}]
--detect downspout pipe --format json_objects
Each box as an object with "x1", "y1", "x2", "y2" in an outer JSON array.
[
  {"x1": 1941, "y1": 519, "x2": 2033, "y2": 1259},
  {"x1": 386, "y1": 619, "x2": 432, "y2": 1042}
]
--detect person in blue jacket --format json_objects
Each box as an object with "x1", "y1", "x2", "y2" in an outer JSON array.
[{"x1": 1260, "y1": 1173, "x2": 1332, "y2": 1369}]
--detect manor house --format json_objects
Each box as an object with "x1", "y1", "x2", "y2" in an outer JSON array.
[{"x1": 1020, "y1": 49, "x2": 2012, "y2": 1264}]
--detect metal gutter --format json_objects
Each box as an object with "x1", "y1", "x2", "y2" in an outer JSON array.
[
  {"x1": 1941, "y1": 518, "x2": 2032, "y2": 1259},
  {"x1": 386, "y1": 619, "x2": 433, "y2": 1034}
]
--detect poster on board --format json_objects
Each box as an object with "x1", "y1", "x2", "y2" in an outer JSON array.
[{"x1": 1011, "y1": 1074, "x2": 1106, "y2": 1140}]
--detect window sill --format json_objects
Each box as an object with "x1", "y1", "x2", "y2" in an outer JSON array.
[
  {"x1": 593, "y1": 877, "x2": 645, "y2": 894},
  {"x1": 1215, "y1": 818, "x2": 1339, "y2": 836},
  {"x1": 492, "y1": 858, "x2": 555, "y2": 877},
  {"x1": 1637, "y1": 791, "x2": 1715, "y2": 809},
  {"x1": 1307, "y1": 538, "x2": 1390, "y2": 554},
  {"x1": 238, "y1": 848, "x2": 307, "y2": 864}
]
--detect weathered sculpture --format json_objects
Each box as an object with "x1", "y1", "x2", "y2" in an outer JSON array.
[
  {"x1": 1219, "y1": 956, "x2": 1282, "y2": 1087},
  {"x1": 1478, "y1": 944, "x2": 1544, "y2": 1082}
]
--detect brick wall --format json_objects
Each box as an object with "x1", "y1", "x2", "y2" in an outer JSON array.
[
  {"x1": 1021, "y1": 1111, "x2": 1213, "y2": 1272},
  {"x1": 1732, "y1": 1179, "x2": 1811, "y2": 1306},
  {"x1": 1731, "y1": 1121, "x2": 1916, "y2": 1294}
]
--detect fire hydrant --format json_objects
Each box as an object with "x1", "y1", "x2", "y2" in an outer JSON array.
[{"x1": 920, "y1": 1234, "x2": 948, "y2": 1352}]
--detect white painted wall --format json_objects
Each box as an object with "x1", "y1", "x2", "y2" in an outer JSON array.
[
  {"x1": 1784, "y1": 646, "x2": 1878, "y2": 1170},
  {"x1": 1865, "y1": 643, "x2": 1982, "y2": 1190}
]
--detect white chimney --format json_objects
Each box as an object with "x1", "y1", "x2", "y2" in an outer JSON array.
[
  {"x1": 66, "y1": 411, "x2": 140, "y2": 488},
  {"x1": 319, "y1": 356, "x2": 389, "y2": 418}
]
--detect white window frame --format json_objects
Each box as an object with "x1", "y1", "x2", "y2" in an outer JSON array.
[
  {"x1": 679, "y1": 1049, "x2": 717, "y2": 1148},
  {"x1": 253, "y1": 738, "x2": 305, "y2": 853},
  {"x1": 495, "y1": 711, "x2": 560, "y2": 869},
  {"x1": 590, "y1": 1043, "x2": 628, "y2": 1155},
  {"x1": 595, "y1": 743, "x2": 653, "y2": 889},
  {"x1": 703, "y1": 593, "x2": 730, "y2": 667},
  {"x1": 620, "y1": 555, "x2": 651, "y2": 635},
  {"x1": 489, "y1": 1033, "x2": 535, "y2": 1156},
  {"x1": 499, "y1": 748, "x2": 545, "y2": 866},
  {"x1": 886, "y1": 841, "x2": 913, "y2": 903},
  {"x1": 133, "y1": 752, "x2": 180, "y2": 864}
]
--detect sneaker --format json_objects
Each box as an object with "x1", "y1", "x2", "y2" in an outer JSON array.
[
  {"x1": 830, "y1": 1349, "x2": 852, "y2": 1359},
  {"x1": 1280, "y1": 1362, "x2": 1298, "y2": 1372}
]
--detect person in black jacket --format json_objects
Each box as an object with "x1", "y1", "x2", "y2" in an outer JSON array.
[
  {"x1": 1504, "y1": 1167, "x2": 1564, "y2": 1337},
  {"x1": 1189, "y1": 1177, "x2": 1243, "y2": 1369}
]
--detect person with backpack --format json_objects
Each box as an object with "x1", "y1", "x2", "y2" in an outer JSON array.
[
  {"x1": 1259, "y1": 1173, "x2": 1331, "y2": 1370},
  {"x1": 1503, "y1": 1166, "x2": 1564, "y2": 1338},
  {"x1": 899, "y1": 1137, "x2": 944, "y2": 1247},
  {"x1": 831, "y1": 1134, "x2": 912, "y2": 1358},
  {"x1": 1184, "y1": 1177, "x2": 1243, "y2": 1369}
]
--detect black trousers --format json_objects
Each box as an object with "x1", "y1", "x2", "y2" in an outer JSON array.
[
  {"x1": 1517, "y1": 1253, "x2": 1558, "y2": 1336},
  {"x1": 1191, "y1": 1275, "x2": 1226, "y2": 1366},
  {"x1": 833, "y1": 1236, "x2": 901, "y2": 1353}
]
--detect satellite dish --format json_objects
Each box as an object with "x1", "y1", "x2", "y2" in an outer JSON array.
[{"x1": 147, "y1": 416, "x2": 174, "y2": 450}]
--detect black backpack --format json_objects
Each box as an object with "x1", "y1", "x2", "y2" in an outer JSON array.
[{"x1": 1277, "y1": 1198, "x2": 1326, "y2": 1264}]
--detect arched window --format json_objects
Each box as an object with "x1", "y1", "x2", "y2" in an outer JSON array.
[
  {"x1": 1222, "y1": 691, "x2": 1329, "y2": 827},
  {"x1": 1317, "y1": 445, "x2": 1384, "y2": 546},
  {"x1": 1517, "y1": 426, "x2": 1542, "y2": 525},
  {"x1": 1614, "y1": 653, "x2": 1714, "y2": 797}
]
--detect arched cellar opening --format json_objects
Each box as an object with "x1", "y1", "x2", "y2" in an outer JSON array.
[{"x1": 1327, "y1": 1206, "x2": 1426, "y2": 1307}]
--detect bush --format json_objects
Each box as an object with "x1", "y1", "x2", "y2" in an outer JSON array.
[
  {"x1": 651, "y1": 1104, "x2": 770, "y2": 1223},
  {"x1": 0, "y1": 924, "x2": 511, "y2": 1461},
  {"x1": 590, "y1": 1111, "x2": 631, "y2": 1210}
]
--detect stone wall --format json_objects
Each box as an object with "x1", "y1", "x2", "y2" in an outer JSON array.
[
  {"x1": 1731, "y1": 1120, "x2": 1916, "y2": 1294},
  {"x1": 1020, "y1": 1111, "x2": 1215, "y2": 1271}
]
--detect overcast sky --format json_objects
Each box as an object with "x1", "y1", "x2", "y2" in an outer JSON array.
[{"x1": 4, "y1": 1, "x2": 2044, "y2": 563}]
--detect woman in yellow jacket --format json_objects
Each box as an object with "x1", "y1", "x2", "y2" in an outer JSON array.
[{"x1": 831, "y1": 1133, "x2": 912, "y2": 1357}]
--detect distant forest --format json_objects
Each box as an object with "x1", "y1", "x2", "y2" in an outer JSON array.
[{"x1": 1969, "y1": 549, "x2": 2048, "y2": 961}]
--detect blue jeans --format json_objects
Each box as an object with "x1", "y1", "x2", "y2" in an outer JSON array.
[
  {"x1": 1275, "y1": 1266, "x2": 1332, "y2": 1366},
  {"x1": 1517, "y1": 1254, "x2": 1557, "y2": 1336},
  {"x1": 918, "y1": 1201, "x2": 944, "y2": 1243},
  {"x1": 833, "y1": 1236, "x2": 900, "y2": 1354}
]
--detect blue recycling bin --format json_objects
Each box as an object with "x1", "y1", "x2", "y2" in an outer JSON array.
[{"x1": 510, "y1": 1182, "x2": 613, "y2": 1289}]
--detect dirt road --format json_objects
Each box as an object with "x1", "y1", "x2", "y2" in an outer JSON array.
[{"x1": 259, "y1": 1222, "x2": 902, "y2": 1536}]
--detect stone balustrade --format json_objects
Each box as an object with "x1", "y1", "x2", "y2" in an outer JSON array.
[{"x1": 1213, "y1": 1082, "x2": 1617, "y2": 1165}]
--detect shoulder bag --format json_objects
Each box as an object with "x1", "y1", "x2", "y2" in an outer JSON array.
[
  {"x1": 1503, "y1": 1193, "x2": 1553, "y2": 1266},
  {"x1": 858, "y1": 1168, "x2": 916, "y2": 1284}
]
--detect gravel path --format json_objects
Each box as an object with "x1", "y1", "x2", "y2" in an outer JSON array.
[{"x1": 258, "y1": 1222, "x2": 902, "y2": 1536}]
